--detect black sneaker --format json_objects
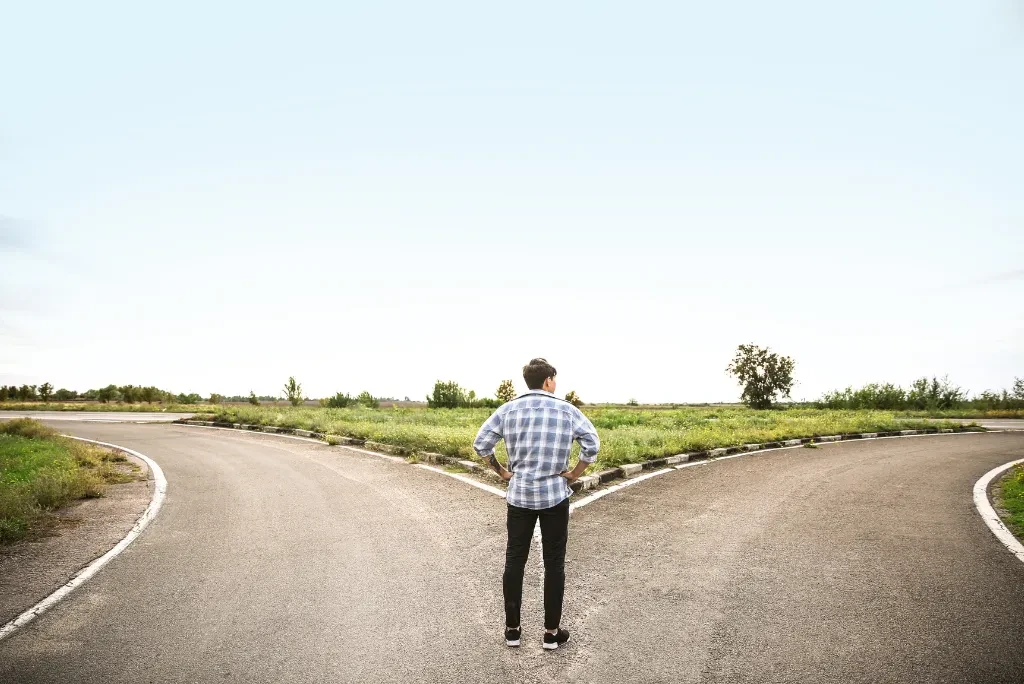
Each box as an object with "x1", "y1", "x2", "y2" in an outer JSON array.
[
  {"x1": 505, "y1": 627, "x2": 521, "y2": 647},
  {"x1": 542, "y1": 628, "x2": 570, "y2": 650}
]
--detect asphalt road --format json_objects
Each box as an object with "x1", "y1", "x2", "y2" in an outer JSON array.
[{"x1": 1, "y1": 424, "x2": 1022, "y2": 683}]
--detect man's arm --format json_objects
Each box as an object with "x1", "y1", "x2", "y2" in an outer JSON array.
[
  {"x1": 473, "y1": 408, "x2": 513, "y2": 482},
  {"x1": 560, "y1": 410, "x2": 600, "y2": 483}
]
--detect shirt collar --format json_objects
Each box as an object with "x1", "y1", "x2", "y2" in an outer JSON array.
[{"x1": 518, "y1": 389, "x2": 556, "y2": 398}]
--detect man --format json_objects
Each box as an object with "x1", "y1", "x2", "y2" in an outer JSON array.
[{"x1": 473, "y1": 358, "x2": 600, "y2": 650}]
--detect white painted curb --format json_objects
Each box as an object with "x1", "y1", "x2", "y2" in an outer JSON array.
[
  {"x1": 973, "y1": 458, "x2": 1024, "y2": 564},
  {"x1": 0, "y1": 437, "x2": 167, "y2": 642}
]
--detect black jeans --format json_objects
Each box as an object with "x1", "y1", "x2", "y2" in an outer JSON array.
[{"x1": 503, "y1": 497, "x2": 570, "y2": 631}]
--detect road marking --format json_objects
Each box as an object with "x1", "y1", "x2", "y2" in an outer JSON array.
[
  {"x1": 973, "y1": 458, "x2": 1024, "y2": 564},
  {"x1": 0, "y1": 437, "x2": 167, "y2": 642},
  {"x1": 412, "y1": 464, "x2": 507, "y2": 498},
  {"x1": 571, "y1": 468, "x2": 675, "y2": 511}
]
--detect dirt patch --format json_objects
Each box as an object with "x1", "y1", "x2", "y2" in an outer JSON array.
[{"x1": 0, "y1": 452, "x2": 153, "y2": 625}]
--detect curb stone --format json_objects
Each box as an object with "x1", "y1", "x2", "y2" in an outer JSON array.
[{"x1": 175, "y1": 420, "x2": 981, "y2": 495}]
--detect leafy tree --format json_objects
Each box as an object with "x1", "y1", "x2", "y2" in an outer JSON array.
[
  {"x1": 176, "y1": 392, "x2": 202, "y2": 405},
  {"x1": 248, "y1": 391, "x2": 260, "y2": 406},
  {"x1": 565, "y1": 390, "x2": 583, "y2": 407},
  {"x1": 627, "y1": 398, "x2": 638, "y2": 407},
  {"x1": 38, "y1": 383, "x2": 53, "y2": 402},
  {"x1": 725, "y1": 344, "x2": 796, "y2": 409},
  {"x1": 427, "y1": 380, "x2": 466, "y2": 409},
  {"x1": 283, "y1": 376, "x2": 303, "y2": 407},
  {"x1": 54, "y1": 388, "x2": 77, "y2": 401},
  {"x1": 17, "y1": 385, "x2": 37, "y2": 401},
  {"x1": 496, "y1": 380, "x2": 516, "y2": 404},
  {"x1": 357, "y1": 391, "x2": 379, "y2": 409},
  {"x1": 209, "y1": 393, "x2": 225, "y2": 404},
  {"x1": 1014, "y1": 377, "x2": 1024, "y2": 402},
  {"x1": 0, "y1": 386, "x2": 8, "y2": 401}
]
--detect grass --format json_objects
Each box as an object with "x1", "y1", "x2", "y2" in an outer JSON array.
[
  {"x1": 995, "y1": 465, "x2": 1024, "y2": 540},
  {"x1": 0, "y1": 419, "x2": 135, "y2": 544},
  {"x1": 193, "y1": 405, "x2": 971, "y2": 470}
]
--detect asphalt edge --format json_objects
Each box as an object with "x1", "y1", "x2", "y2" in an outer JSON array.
[
  {"x1": 0, "y1": 436, "x2": 167, "y2": 642},
  {"x1": 973, "y1": 457, "x2": 1024, "y2": 564},
  {"x1": 175, "y1": 419, "x2": 983, "y2": 493}
]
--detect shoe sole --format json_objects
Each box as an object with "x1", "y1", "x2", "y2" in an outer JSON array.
[
  {"x1": 543, "y1": 636, "x2": 569, "y2": 650},
  {"x1": 506, "y1": 639, "x2": 520, "y2": 647}
]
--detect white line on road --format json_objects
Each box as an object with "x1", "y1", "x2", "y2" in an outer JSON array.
[
  {"x1": 973, "y1": 458, "x2": 1024, "y2": 564},
  {"x1": 0, "y1": 437, "x2": 167, "y2": 642},
  {"x1": 571, "y1": 468, "x2": 675, "y2": 511},
  {"x1": 413, "y1": 464, "x2": 508, "y2": 498}
]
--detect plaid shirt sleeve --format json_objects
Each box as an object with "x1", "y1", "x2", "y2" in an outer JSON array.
[
  {"x1": 572, "y1": 409, "x2": 600, "y2": 463},
  {"x1": 473, "y1": 406, "x2": 505, "y2": 457}
]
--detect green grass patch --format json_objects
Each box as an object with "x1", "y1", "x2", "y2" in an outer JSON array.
[
  {"x1": 194, "y1": 405, "x2": 968, "y2": 470},
  {"x1": 995, "y1": 465, "x2": 1024, "y2": 540},
  {"x1": 0, "y1": 401, "x2": 207, "y2": 413},
  {"x1": 0, "y1": 419, "x2": 133, "y2": 543}
]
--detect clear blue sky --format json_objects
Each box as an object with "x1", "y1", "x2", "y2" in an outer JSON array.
[{"x1": 2, "y1": 1, "x2": 1022, "y2": 402}]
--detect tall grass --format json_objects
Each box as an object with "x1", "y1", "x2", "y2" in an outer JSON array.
[
  {"x1": 996, "y1": 465, "x2": 1024, "y2": 540},
  {"x1": 198, "y1": 405, "x2": 968, "y2": 469},
  {"x1": 0, "y1": 419, "x2": 130, "y2": 543}
]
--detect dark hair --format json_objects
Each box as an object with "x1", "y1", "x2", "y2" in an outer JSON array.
[{"x1": 523, "y1": 358, "x2": 557, "y2": 390}]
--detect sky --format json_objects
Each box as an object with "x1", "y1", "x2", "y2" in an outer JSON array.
[{"x1": 1, "y1": 1, "x2": 1022, "y2": 403}]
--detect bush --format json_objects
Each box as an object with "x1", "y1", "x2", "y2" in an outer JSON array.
[
  {"x1": 248, "y1": 391, "x2": 260, "y2": 406},
  {"x1": 627, "y1": 398, "x2": 638, "y2": 407},
  {"x1": 725, "y1": 344, "x2": 796, "y2": 409},
  {"x1": 496, "y1": 380, "x2": 516, "y2": 404},
  {"x1": 209, "y1": 393, "x2": 225, "y2": 404},
  {"x1": 283, "y1": 377, "x2": 303, "y2": 407},
  {"x1": 53, "y1": 388, "x2": 78, "y2": 401},
  {"x1": 357, "y1": 391, "x2": 379, "y2": 409},
  {"x1": 176, "y1": 393, "x2": 202, "y2": 405},
  {"x1": 565, "y1": 391, "x2": 583, "y2": 407},
  {"x1": 819, "y1": 376, "x2": 1021, "y2": 411},
  {"x1": 38, "y1": 383, "x2": 53, "y2": 402},
  {"x1": 428, "y1": 381, "x2": 466, "y2": 409}
]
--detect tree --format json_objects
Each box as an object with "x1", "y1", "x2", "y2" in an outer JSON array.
[
  {"x1": 0, "y1": 386, "x2": 8, "y2": 402},
  {"x1": 1013, "y1": 377, "x2": 1024, "y2": 402},
  {"x1": 357, "y1": 391, "x2": 379, "y2": 409},
  {"x1": 54, "y1": 388, "x2": 77, "y2": 401},
  {"x1": 627, "y1": 398, "x2": 638, "y2": 406},
  {"x1": 726, "y1": 344, "x2": 796, "y2": 409},
  {"x1": 38, "y1": 383, "x2": 53, "y2": 402},
  {"x1": 97, "y1": 384, "x2": 121, "y2": 403},
  {"x1": 209, "y1": 393, "x2": 225, "y2": 404},
  {"x1": 496, "y1": 380, "x2": 516, "y2": 404},
  {"x1": 248, "y1": 391, "x2": 260, "y2": 406},
  {"x1": 565, "y1": 390, "x2": 583, "y2": 407},
  {"x1": 283, "y1": 377, "x2": 303, "y2": 407}
]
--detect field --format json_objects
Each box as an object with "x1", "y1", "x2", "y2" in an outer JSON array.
[
  {"x1": 0, "y1": 419, "x2": 135, "y2": 543},
  {"x1": 195, "y1": 405, "x2": 971, "y2": 469}
]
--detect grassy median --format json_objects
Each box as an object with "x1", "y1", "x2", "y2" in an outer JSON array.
[
  {"x1": 0, "y1": 419, "x2": 134, "y2": 543},
  {"x1": 194, "y1": 405, "x2": 970, "y2": 469},
  {"x1": 995, "y1": 465, "x2": 1024, "y2": 540}
]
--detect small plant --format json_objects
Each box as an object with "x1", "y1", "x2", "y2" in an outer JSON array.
[
  {"x1": 323, "y1": 392, "x2": 353, "y2": 408},
  {"x1": 283, "y1": 377, "x2": 303, "y2": 407},
  {"x1": 325, "y1": 434, "x2": 342, "y2": 446},
  {"x1": 357, "y1": 391, "x2": 379, "y2": 409},
  {"x1": 565, "y1": 390, "x2": 583, "y2": 407},
  {"x1": 38, "y1": 382, "x2": 53, "y2": 402},
  {"x1": 248, "y1": 391, "x2": 260, "y2": 406},
  {"x1": 726, "y1": 344, "x2": 796, "y2": 409},
  {"x1": 496, "y1": 379, "x2": 516, "y2": 404}
]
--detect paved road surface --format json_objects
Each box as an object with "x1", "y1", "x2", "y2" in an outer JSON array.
[
  {"x1": 0, "y1": 410, "x2": 193, "y2": 422},
  {"x1": 1, "y1": 423, "x2": 1022, "y2": 683}
]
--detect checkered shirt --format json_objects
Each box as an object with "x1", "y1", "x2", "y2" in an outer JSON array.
[{"x1": 473, "y1": 390, "x2": 600, "y2": 510}]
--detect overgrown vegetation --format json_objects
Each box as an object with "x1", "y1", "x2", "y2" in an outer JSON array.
[
  {"x1": 194, "y1": 405, "x2": 968, "y2": 470},
  {"x1": 995, "y1": 465, "x2": 1024, "y2": 540},
  {"x1": 496, "y1": 380, "x2": 516, "y2": 404},
  {"x1": 565, "y1": 391, "x2": 584, "y2": 407},
  {"x1": 726, "y1": 344, "x2": 796, "y2": 409},
  {"x1": 283, "y1": 377, "x2": 304, "y2": 407},
  {"x1": 819, "y1": 376, "x2": 1023, "y2": 412},
  {"x1": 0, "y1": 419, "x2": 135, "y2": 543}
]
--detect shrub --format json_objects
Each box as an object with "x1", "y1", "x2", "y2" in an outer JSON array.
[
  {"x1": 357, "y1": 391, "x2": 379, "y2": 409},
  {"x1": 53, "y1": 388, "x2": 78, "y2": 401},
  {"x1": 565, "y1": 391, "x2": 583, "y2": 407},
  {"x1": 725, "y1": 344, "x2": 796, "y2": 409},
  {"x1": 627, "y1": 398, "x2": 638, "y2": 407},
  {"x1": 428, "y1": 381, "x2": 466, "y2": 409},
  {"x1": 248, "y1": 391, "x2": 260, "y2": 406},
  {"x1": 209, "y1": 393, "x2": 225, "y2": 404},
  {"x1": 176, "y1": 392, "x2": 202, "y2": 405},
  {"x1": 496, "y1": 380, "x2": 516, "y2": 404},
  {"x1": 283, "y1": 377, "x2": 303, "y2": 407}
]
